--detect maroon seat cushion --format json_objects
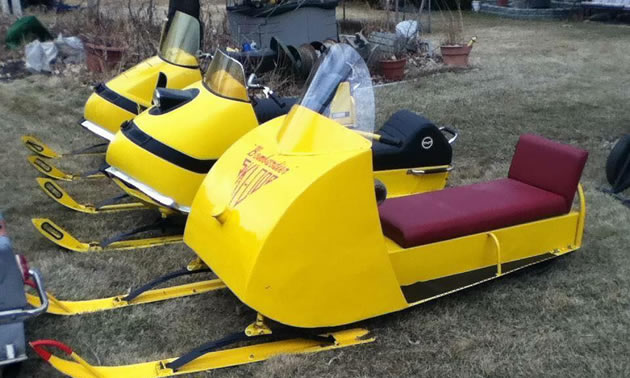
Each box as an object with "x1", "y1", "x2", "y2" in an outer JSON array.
[
  {"x1": 509, "y1": 134, "x2": 589, "y2": 212},
  {"x1": 379, "y1": 178, "x2": 567, "y2": 248}
]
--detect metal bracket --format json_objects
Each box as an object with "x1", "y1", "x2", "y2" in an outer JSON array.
[
  {"x1": 245, "y1": 314, "x2": 272, "y2": 337},
  {"x1": 186, "y1": 257, "x2": 207, "y2": 272},
  {"x1": 488, "y1": 233, "x2": 502, "y2": 276},
  {"x1": 439, "y1": 126, "x2": 458, "y2": 144},
  {"x1": 0, "y1": 269, "x2": 48, "y2": 320},
  {"x1": 407, "y1": 165, "x2": 454, "y2": 176}
]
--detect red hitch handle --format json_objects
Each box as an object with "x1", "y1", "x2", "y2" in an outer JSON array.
[{"x1": 30, "y1": 340, "x2": 73, "y2": 361}]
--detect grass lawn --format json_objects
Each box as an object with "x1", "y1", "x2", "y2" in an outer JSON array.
[{"x1": 1, "y1": 11, "x2": 630, "y2": 378}]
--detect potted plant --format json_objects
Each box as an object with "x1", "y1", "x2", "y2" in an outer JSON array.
[
  {"x1": 83, "y1": 34, "x2": 126, "y2": 73},
  {"x1": 379, "y1": 51, "x2": 407, "y2": 81},
  {"x1": 82, "y1": 1, "x2": 127, "y2": 72},
  {"x1": 439, "y1": 0, "x2": 474, "y2": 67}
]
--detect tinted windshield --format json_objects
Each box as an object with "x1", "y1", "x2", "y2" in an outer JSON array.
[
  {"x1": 203, "y1": 50, "x2": 249, "y2": 102},
  {"x1": 298, "y1": 43, "x2": 375, "y2": 135},
  {"x1": 159, "y1": 11, "x2": 201, "y2": 67}
]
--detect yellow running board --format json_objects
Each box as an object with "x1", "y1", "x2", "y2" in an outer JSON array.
[
  {"x1": 31, "y1": 329, "x2": 373, "y2": 378},
  {"x1": 25, "y1": 279, "x2": 226, "y2": 316},
  {"x1": 36, "y1": 178, "x2": 150, "y2": 214},
  {"x1": 32, "y1": 218, "x2": 183, "y2": 252},
  {"x1": 27, "y1": 155, "x2": 105, "y2": 182}
]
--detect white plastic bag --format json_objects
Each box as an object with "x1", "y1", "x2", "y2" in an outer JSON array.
[
  {"x1": 25, "y1": 40, "x2": 58, "y2": 73},
  {"x1": 396, "y1": 20, "x2": 419, "y2": 39},
  {"x1": 55, "y1": 34, "x2": 85, "y2": 64}
]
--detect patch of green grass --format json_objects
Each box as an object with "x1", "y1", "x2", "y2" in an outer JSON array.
[{"x1": 1, "y1": 12, "x2": 629, "y2": 378}]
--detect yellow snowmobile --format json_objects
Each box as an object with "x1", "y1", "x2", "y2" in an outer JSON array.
[
  {"x1": 33, "y1": 48, "x2": 457, "y2": 253},
  {"x1": 27, "y1": 46, "x2": 453, "y2": 318},
  {"x1": 31, "y1": 45, "x2": 589, "y2": 377},
  {"x1": 23, "y1": 0, "x2": 204, "y2": 181}
]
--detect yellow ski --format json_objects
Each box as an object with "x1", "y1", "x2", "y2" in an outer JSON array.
[
  {"x1": 36, "y1": 178, "x2": 150, "y2": 214},
  {"x1": 22, "y1": 135, "x2": 63, "y2": 158},
  {"x1": 27, "y1": 155, "x2": 106, "y2": 182},
  {"x1": 22, "y1": 135, "x2": 107, "y2": 159},
  {"x1": 31, "y1": 328, "x2": 373, "y2": 378},
  {"x1": 32, "y1": 218, "x2": 183, "y2": 252},
  {"x1": 26, "y1": 279, "x2": 226, "y2": 316}
]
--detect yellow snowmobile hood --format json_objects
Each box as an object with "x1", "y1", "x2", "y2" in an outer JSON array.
[
  {"x1": 105, "y1": 80, "x2": 258, "y2": 211},
  {"x1": 83, "y1": 55, "x2": 201, "y2": 138},
  {"x1": 184, "y1": 106, "x2": 407, "y2": 328}
]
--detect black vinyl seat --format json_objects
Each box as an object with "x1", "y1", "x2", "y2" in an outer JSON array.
[
  {"x1": 372, "y1": 110, "x2": 453, "y2": 171},
  {"x1": 253, "y1": 97, "x2": 298, "y2": 124}
]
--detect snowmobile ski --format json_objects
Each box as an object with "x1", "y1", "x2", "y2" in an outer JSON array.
[
  {"x1": 22, "y1": 135, "x2": 107, "y2": 159},
  {"x1": 32, "y1": 217, "x2": 183, "y2": 252},
  {"x1": 31, "y1": 325, "x2": 372, "y2": 377},
  {"x1": 27, "y1": 155, "x2": 106, "y2": 181},
  {"x1": 25, "y1": 266, "x2": 225, "y2": 316},
  {"x1": 36, "y1": 178, "x2": 151, "y2": 214}
]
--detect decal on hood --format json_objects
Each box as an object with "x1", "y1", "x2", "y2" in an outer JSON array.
[{"x1": 231, "y1": 146, "x2": 289, "y2": 207}]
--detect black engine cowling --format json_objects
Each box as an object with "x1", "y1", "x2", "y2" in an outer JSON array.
[{"x1": 372, "y1": 110, "x2": 453, "y2": 171}]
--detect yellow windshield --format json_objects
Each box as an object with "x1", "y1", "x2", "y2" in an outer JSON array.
[
  {"x1": 203, "y1": 50, "x2": 249, "y2": 102},
  {"x1": 159, "y1": 11, "x2": 200, "y2": 67}
]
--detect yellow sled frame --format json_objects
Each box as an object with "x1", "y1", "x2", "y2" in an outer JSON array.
[{"x1": 390, "y1": 184, "x2": 585, "y2": 308}]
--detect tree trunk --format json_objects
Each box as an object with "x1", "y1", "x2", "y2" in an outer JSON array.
[
  {"x1": 427, "y1": 0, "x2": 432, "y2": 33},
  {"x1": 10, "y1": 0, "x2": 21, "y2": 17},
  {"x1": 88, "y1": 0, "x2": 100, "y2": 21},
  {"x1": 148, "y1": 0, "x2": 155, "y2": 26},
  {"x1": 416, "y1": 0, "x2": 426, "y2": 31},
  {"x1": 1, "y1": 0, "x2": 10, "y2": 15}
]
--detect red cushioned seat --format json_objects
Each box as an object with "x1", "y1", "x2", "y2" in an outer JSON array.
[
  {"x1": 379, "y1": 179, "x2": 567, "y2": 248},
  {"x1": 379, "y1": 135, "x2": 588, "y2": 248}
]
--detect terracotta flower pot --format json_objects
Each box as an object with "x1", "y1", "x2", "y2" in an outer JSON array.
[
  {"x1": 380, "y1": 58, "x2": 407, "y2": 81},
  {"x1": 84, "y1": 41, "x2": 125, "y2": 73},
  {"x1": 440, "y1": 45, "x2": 472, "y2": 67}
]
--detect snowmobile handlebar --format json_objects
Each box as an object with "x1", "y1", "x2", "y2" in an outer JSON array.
[
  {"x1": 196, "y1": 51, "x2": 212, "y2": 60},
  {"x1": 0, "y1": 269, "x2": 48, "y2": 321},
  {"x1": 246, "y1": 74, "x2": 282, "y2": 106}
]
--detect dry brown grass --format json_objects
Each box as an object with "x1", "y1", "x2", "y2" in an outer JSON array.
[{"x1": 0, "y1": 11, "x2": 629, "y2": 378}]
